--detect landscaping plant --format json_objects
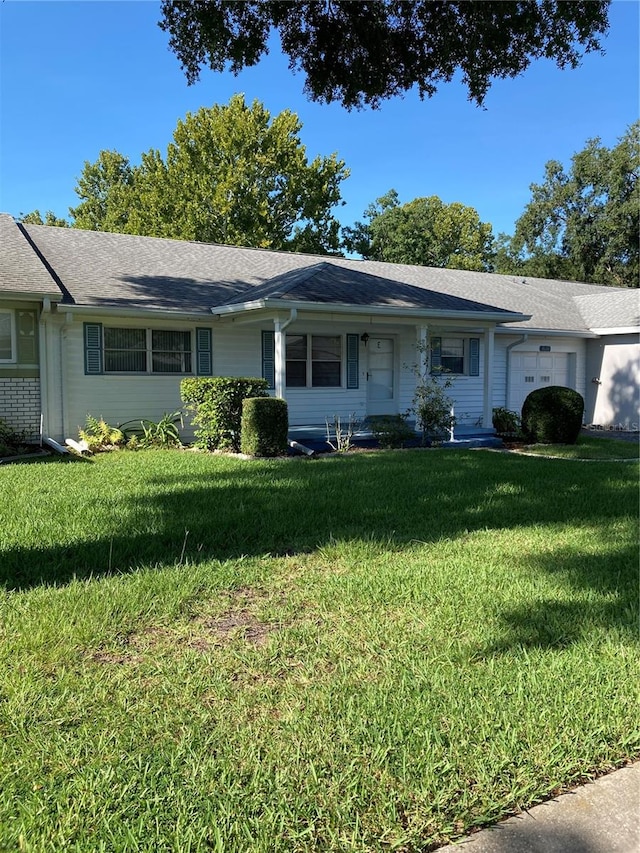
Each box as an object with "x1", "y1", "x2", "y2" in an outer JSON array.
[
  {"x1": 368, "y1": 414, "x2": 416, "y2": 449},
  {"x1": 138, "y1": 411, "x2": 183, "y2": 449},
  {"x1": 409, "y1": 372, "x2": 455, "y2": 444},
  {"x1": 181, "y1": 377, "x2": 269, "y2": 451},
  {"x1": 492, "y1": 406, "x2": 522, "y2": 437},
  {"x1": 241, "y1": 397, "x2": 288, "y2": 457},
  {"x1": 0, "y1": 418, "x2": 32, "y2": 458},
  {"x1": 522, "y1": 386, "x2": 584, "y2": 444},
  {"x1": 78, "y1": 415, "x2": 125, "y2": 451},
  {"x1": 325, "y1": 413, "x2": 360, "y2": 452}
]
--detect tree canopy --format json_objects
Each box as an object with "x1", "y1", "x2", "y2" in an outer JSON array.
[
  {"x1": 343, "y1": 190, "x2": 495, "y2": 271},
  {"x1": 67, "y1": 95, "x2": 348, "y2": 253},
  {"x1": 18, "y1": 210, "x2": 69, "y2": 228},
  {"x1": 159, "y1": 1, "x2": 610, "y2": 109},
  {"x1": 496, "y1": 122, "x2": 639, "y2": 287}
]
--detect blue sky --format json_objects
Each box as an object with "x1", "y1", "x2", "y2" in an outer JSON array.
[{"x1": 1, "y1": 0, "x2": 638, "y2": 242}]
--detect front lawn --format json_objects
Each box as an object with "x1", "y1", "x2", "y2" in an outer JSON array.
[
  {"x1": 1, "y1": 450, "x2": 638, "y2": 851},
  {"x1": 516, "y1": 435, "x2": 639, "y2": 460}
]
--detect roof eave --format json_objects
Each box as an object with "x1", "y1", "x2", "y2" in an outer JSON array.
[
  {"x1": 590, "y1": 326, "x2": 640, "y2": 335},
  {"x1": 55, "y1": 303, "x2": 210, "y2": 322},
  {"x1": 212, "y1": 297, "x2": 529, "y2": 324},
  {"x1": 0, "y1": 289, "x2": 64, "y2": 302},
  {"x1": 495, "y1": 325, "x2": 598, "y2": 338}
]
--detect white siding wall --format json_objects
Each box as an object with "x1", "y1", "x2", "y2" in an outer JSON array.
[
  {"x1": 498, "y1": 333, "x2": 587, "y2": 415},
  {"x1": 271, "y1": 321, "x2": 367, "y2": 425},
  {"x1": 53, "y1": 315, "x2": 582, "y2": 441},
  {"x1": 62, "y1": 316, "x2": 200, "y2": 440}
]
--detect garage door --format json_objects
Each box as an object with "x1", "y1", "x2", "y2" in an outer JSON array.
[{"x1": 510, "y1": 352, "x2": 569, "y2": 414}]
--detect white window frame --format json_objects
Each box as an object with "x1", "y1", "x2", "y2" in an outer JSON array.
[
  {"x1": 103, "y1": 327, "x2": 194, "y2": 375},
  {"x1": 0, "y1": 310, "x2": 16, "y2": 364},
  {"x1": 439, "y1": 337, "x2": 465, "y2": 375},
  {"x1": 285, "y1": 333, "x2": 344, "y2": 389}
]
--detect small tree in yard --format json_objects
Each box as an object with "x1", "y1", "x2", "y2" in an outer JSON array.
[
  {"x1": 411, "y1": 374, "x2": 455, "y2": 444},
  {"x1": 407, "y1": 342, "x2": 456, "y2": 445}
]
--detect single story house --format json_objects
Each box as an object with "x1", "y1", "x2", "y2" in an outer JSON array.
[{"x1": 1, "y1": 212, "x2": 638, "y2": 444}]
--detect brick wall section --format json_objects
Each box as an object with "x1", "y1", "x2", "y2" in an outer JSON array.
[{"x1": 0, "y1": 378, "x2": 41, "y2": 439}]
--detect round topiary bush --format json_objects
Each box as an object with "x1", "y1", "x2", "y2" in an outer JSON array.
[{"x1": 521, "y1": 386, "x2": 584, "y2": 444}]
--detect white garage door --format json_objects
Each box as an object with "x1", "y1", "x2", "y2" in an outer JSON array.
[{"x1": 510, "y1": 352, "x2": 569, "y2": 414}]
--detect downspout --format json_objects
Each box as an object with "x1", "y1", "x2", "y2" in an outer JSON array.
[
  {"x1": 505, "y1": 334, "x2": 528, "y2": 411},
  {"x1": 60, "y1": 313, "x2": 73, "y2": 441},
  {"x1": 38, "y1": 298, "x2": 52, "y2": 446}
]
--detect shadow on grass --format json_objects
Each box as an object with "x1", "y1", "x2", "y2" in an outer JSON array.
[
  {"x1": 474, "y1": 544, "x2": 638, "y2": 656},
  {"x1": 1, "y1": 451, "x2": 637, "y2": 647}
]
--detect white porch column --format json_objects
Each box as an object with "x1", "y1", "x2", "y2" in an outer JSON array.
[
  {"x1": 274, "y1": 319, "x2": 286, "y2": 399},
  {"x1": 416, "y1": 325, "x2": 429, "y2": 380},
  {"x1": 482, "y1": 326, "x2": 495, "y2": 428},
  {"x1": 273, "y1": 310, "x2": 297, "y2": 399}
]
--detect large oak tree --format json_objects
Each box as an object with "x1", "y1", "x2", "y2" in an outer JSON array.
[
  {"x1": 343, "y1": 190, "x2": 495, "y2": 271},
  {"x1": 159, "y1": 1, "x2": 610, "y2": 109},
  {"x1": 68, "y1": 95, "x2": 349, "y2": 253},
  {"x1": 496, "y1": 122, "x2": 639, "y2": 287}
]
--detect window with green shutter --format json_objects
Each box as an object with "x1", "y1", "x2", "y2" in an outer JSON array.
[
  {"x1": 0, "y1": 311, "x2": 15, "y2": 362},
  {"x1": 17, "y1": 311, "x2": 38, "y2": 364},
  {"x1": 430, "y1": 336, "x2": 480, "y2": 376},
  {"x1": 84, "y1": 323, "x2": 103, "y2": 375},
  {"x1": 84, "y1": 324, "x2": 207, "y2": 375},
  {"x1": 262, "y1": 330, "x2": 275, "y2": 389},
  {"x1": 196, "y1": 327, "x2": 212, "y2": 376},
  {"x1": 346, "y1": 333, "x2": 359, "y2": 389}
]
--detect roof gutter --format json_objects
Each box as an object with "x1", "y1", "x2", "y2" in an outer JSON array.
[
  {"x1": 211, "y1": 298, "x2": 529, "y2": 325},
  {"x1": 590, "y1": 326, "x2": 640, "y2": 335},
  {"x1": 56, "y1": 304, "x2": 211, "y2": 322},
  {"x1": 495, "y1": 326, "x2": 598, "y2": 338},
  {"x1": 0, "y1": 290, "x2": 64, "y2": 302}
]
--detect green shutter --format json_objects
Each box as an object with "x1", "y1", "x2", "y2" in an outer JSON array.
[
  {"x1": 430, "y1": 337, "x2": 442, "y2": 372},
  {"x1": 262, "y1": 330, "x2": 275, "y2": 390},
  {"x1": 17, "y1": 310, "x2": 38, "y2": 364},
  {"x1": 196, "y1": 327, "x2": 212, "y2": 375},
  {"x1": 469, "y1": 338, "x2": 480, "y2": 376},
  {"x1": 346, "y1": 333, "x2": 359, "y2": 389},
  {"x1": 84, "y1": 322, "x2": 103, "y2": 375}
]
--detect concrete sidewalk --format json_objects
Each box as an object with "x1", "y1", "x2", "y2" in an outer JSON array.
[{"x1": 437, "y1": 763, "x2": 640, "y2": 852}]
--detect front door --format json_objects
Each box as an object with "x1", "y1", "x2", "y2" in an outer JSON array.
[
  {"x1": 510, "y1": 352, "x2": 569, "y2": 413},
  {"x1": 367, "y1": 337, "x2": 396, "y2": 415}
]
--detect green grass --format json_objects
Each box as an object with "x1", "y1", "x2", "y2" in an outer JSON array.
[
  {"x1": 1, "y1": 449, "x2": 638, "y2": 851},
  {"x1": 517, "y1": 435, "x2": 639, "y2": 460}
]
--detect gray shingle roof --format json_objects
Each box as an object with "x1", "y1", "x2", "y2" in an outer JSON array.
[
  {"x1": 1, "y1": 214, "x2": 636, "y2": 331},
  {"x1": 574, "y1": 291, "x2": 640, "y2": 329},
  {"x1": 0, "y1": 214, "x2": 63, "y2": 297},
  {"x1": 225, "y1": 261, "x2": 519, "y2": 315}
]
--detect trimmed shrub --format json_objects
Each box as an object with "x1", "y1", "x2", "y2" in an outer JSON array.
[
  {"x1": 521, "y1": 386, "x2": 584, "y2": 444},
  {"x1": 181, "y1": 377, "x2": 269, "y2": 451},
  {"x1": 241, "y1": 397, "x2": 288, "y2": 457},
  {"x1": 368, "y1": 414, "x2": 416, "y2": 449}
]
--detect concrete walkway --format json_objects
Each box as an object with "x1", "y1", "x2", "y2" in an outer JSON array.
[{"x1": 437, "y1": 763, "x2": 640, "y2": 852}]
